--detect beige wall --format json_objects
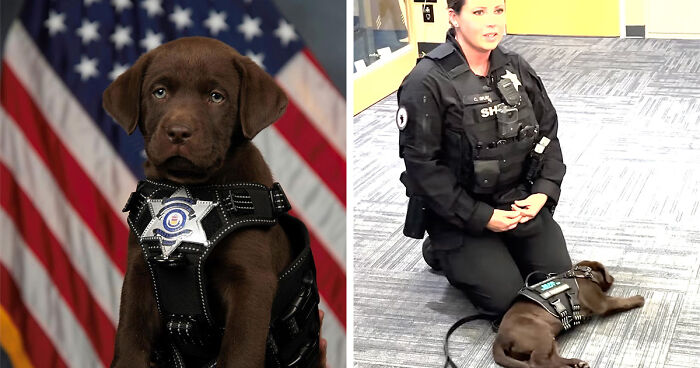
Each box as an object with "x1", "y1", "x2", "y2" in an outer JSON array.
[
  {"x1": 626, "y1": 0, "x2": 645, "y2": 25},
  {"x1": 407, "y1": 0, "x2": 449, "y2": 43},
  {"x1": 647, "y1": 0, "x2": 700, "y2": 38}
]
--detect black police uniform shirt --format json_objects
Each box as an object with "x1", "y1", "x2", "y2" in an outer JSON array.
[{"x1": 397, "y1": 29, "x2": 566, "y2": 250}]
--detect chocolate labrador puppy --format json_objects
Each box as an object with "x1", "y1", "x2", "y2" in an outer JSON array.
[
  {"x1": 103, "y1": 37, "x2": 319, "y2": 367},
  {"x1": 493, "y1": 261, "x2": 645, "y2": 368}
]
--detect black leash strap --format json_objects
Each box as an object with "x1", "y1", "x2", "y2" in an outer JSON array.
[{"x1": 443, "y1": 314, "x2": 491, "y2": 368}]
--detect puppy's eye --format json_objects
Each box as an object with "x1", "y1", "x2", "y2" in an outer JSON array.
[
  {"x1": 210, "y1": 92, "x2": 224, "y2": 103},
  {"x1": 153, "y1": 88, "x2": 167, "y2": 99}
]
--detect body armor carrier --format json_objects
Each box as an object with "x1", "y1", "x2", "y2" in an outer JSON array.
[
  {"x1": 424, "y1": 43, "x2": 540, "y2": 195},
  {"x1": 518, "y1": 265, "x2": 595, "y2": 331},
  {"x1": 123, "y1": 179, "x2": 320, "y2": 368}
]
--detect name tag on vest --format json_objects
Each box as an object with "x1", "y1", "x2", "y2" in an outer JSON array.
[{"x1": 463, "y1": 92, "x2": 498, "y2": 106}]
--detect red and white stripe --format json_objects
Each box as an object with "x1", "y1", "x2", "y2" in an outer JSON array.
[
  {"x1": 0, "y1": 108, "x2": 123, "y2": 323},
  {"x1": 277, "y1": 51, "x2": 346, "y2": 156},
  {"x1": 1, "y1": 21, "x2": 346, "y2": 368},
  {"x1": 1, "y1": 212, "x2": 107, "y2": 367}
]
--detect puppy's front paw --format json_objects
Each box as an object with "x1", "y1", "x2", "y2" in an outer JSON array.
[
  {"x1": 574, "y1": 361, "x2": 590, "y2": 368},
  {"x1": 632, "y1": 295, "x2": 645, "y2": 307}
]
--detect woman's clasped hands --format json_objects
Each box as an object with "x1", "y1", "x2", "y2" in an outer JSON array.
[{"x1": 486, "y1": 193, "x2": 548, "y2": 232}]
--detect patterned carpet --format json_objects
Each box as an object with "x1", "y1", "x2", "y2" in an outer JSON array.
[{"x1": 352, "y1": 36, "x2": 700, "y2": 367}]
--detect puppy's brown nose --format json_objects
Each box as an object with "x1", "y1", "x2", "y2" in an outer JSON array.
[{"x1": 166, "y1": 124, "x2": 192, "y2": 144}]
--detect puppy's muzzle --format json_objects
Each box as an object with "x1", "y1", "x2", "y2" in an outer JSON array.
[{"x1": 166, "y1": 124, "x2": 193, "y2": 144}]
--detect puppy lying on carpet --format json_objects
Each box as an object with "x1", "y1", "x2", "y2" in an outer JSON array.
[
  {"x1": 493, "y1": 261, "x2": 644, "y2": 368},
  {"x1": 104, "y1": 36, "x2": 323, "y2": 368}
]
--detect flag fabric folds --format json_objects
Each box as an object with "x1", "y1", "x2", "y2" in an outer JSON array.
[{"x1": 0, "y1": 0, "x2": 346, "y2": 367}]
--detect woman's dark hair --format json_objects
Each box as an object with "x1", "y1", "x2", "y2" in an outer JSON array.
[{"x1": 447, "y1": 0, "x2": 465, "y2": 13}]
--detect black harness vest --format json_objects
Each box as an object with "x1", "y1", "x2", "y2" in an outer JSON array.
[
  {"x1": 424, "y1": 43, "x2": 540, "y2": 195},
  {"x1": 123, "y1": 180, "x2": 320, "y2": 368},
  {"x1": 518, "y1": 265, "x2": 595, "y2": 330}
]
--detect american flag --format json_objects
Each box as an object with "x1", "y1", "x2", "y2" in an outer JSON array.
[{"x1": 0, "y1": 0, "x2": 346, "y2": 367}]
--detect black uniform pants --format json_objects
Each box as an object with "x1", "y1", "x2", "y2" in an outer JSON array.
[{"x1": 430, "y1": 209, "x2": 572, "y2": 317}]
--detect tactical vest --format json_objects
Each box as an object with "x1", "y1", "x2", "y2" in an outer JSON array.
[
  {"x1": 123, "y1": 179, "x2": 320, "y2": 368},
  {"x1": 518, "y1": 265, "x2": 595, "y2": 331},
  {"x1": 424, "y1": 43, "x2": 539, "y2": 194}
]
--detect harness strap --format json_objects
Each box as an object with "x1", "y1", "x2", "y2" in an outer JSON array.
[
  {"x1": 423, "y1": 42, "x2": 467, "y2": 79},
  {"x1": 518, "y1": 265, "x2": 594, "y2": 331},
  {"x1": 123, "y1": 180, "x2": 319, "y2": 368},
  {"x1": 551, "y1": 298, "x2": 571, "y2": 330},
  {"x1": 266, "y1": 215, "x2": 321, "y2": 368}
]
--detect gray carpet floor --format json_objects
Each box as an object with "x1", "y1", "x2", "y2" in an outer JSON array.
[{"x1": 352, "y1": 36, "x2": 700, "y2": 367}]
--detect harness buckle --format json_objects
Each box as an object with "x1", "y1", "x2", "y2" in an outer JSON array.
[
  {"x1": 223, "y1": 189, "x2": 255, "y2": 215},
  {"x1": 271, "y1": 183, "x2": 292, "y2": 215},
  {"x1": 286, "y1": 340, "x2": 318, "y2": 368},
  {"x1": 165, "y1": 315, "x2": 213, "y2": 348},
  {"x1": 280, "y1": 272, "x2": 315, "y2": 337},
  {"x1": 154, "y1": 252, "x2": 188, "y2": 267},
  {"x1": 566, "y1": 265, "x2": 593, "y2": 280}
]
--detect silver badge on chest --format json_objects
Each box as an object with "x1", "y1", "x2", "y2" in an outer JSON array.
[
  {"x1": 501, "y1": 70, "x2": 522, "y2": 91},
  {"x1": 142, "y1": 187, "x2": 216, "y2": 258}
]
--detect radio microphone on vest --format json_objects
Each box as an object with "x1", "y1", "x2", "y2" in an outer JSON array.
[{"x1": 497, "y1": 78, "x2": 521, "y2": 107}]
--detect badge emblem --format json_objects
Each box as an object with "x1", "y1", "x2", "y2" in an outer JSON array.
[
  {"x1": 142, "y1": 187, "x2": 215, "y2": 258},
  {"x1": 396, "y1": 106, "x2": 408, "y2": 131},
  {"x1": 501, "y1": 70, "x2": 522, "y2": 91}
]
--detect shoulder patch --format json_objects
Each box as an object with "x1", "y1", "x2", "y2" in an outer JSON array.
[{"x1": 396, "y1": 106, "x2": 408, "y2": 131}]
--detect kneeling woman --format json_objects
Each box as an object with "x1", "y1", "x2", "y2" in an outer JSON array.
[{"x1": 398, "y1": 0, "x2": 572, "y2": 318}]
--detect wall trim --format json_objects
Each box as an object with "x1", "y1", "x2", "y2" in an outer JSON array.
[{"x1": 619, "y1": 0, "x2": 626, "y2": 38}]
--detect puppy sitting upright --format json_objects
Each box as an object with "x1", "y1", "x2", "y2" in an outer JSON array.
[{"x1": 104, "y1": 37, "x2": 321, "y2": 368}]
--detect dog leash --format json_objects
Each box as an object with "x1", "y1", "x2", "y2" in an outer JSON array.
[{"x1": 443, "y1": 313, "x2": 492, "y2": 368}]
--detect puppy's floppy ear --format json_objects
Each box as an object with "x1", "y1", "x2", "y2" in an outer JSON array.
[
  {"x1": 580, "y1": 260, "x2": 614, "y2": 291},
  {"x1": 597, "y1": 262, "x2": 614, "y2": 291},
  {"x1": 234, "y1": 55, "x2": 288, "y2": 139},
  {"x1": 102, "y1": 53, "x2": 152, "y2": 134}
]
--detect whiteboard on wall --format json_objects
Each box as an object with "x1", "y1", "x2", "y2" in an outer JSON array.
[{"x1": 647, "y1": 0, "x2": 700, "y2": 38}]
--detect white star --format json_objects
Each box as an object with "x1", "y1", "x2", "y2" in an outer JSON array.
[
  {"x1": 274, "y1": 19, "x2": 298, "y2": 47},
  {"x1": 44, "y1": 10, "x2": 67, "y2": 36},
  {"x1": 502, "y1": 70, "x2": 522, "y2": 91},
  {"x1": 245, "y1": 50, "x2": 265, "y2": 70},
  {"x1": 111, "y1": 0, "x2": 133, "y2": 13},
  {"x1": 110, "y1": 25, "x2": 133, "y2": 50},
  {"x1": 140, "y1": 29, "x2": 163, "y2": 51},
  {"x1": 84, "y1": 0, "x2": 101, "y2": 6},
  {"x1": 140, "y1": 0, "x2": 163, "y2": 17},
  {"x1": 238, "y1": 14, "x2": 262, "y2": 41},
  {"x1": 75, "y1": 56, "x2": 99, "y2": 81},
  {"x1": 204, "y1": 10, "x2": 229, "y2": 36},
  {"x1": 108, "y1": 62, "x2": 129, "y2": 80},
  {"x1": 169, "y1": 5, "x2": 193, "y2": 31},
  {"x1": 76, "y1": 19, "x2": 101, "y2": 45}
]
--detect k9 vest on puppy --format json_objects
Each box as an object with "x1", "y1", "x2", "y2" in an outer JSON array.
[
  {"x1": 518, "y1": 265, "x2": 595, "y2": 331},
  {"x1": 123, "y1": 179, "x2": 320, "y2": 368}
]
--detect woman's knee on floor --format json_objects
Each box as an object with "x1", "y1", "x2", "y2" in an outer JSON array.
[
  {"x1": 470, "y1": 290, "x2": 518, "y2": 317},
  {"x1": 448, "y1": 278, "x2": 521, "y2": 317}
]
